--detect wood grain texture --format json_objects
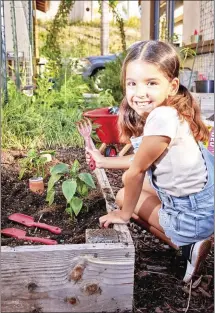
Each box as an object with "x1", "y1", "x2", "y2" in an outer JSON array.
[{"x1": 2, "y1": 243, "x2": 134, "y2": 312}]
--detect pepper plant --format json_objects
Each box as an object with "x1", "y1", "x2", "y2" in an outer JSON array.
[{"x1": 46, "y1": 160, "x2": 96, "y2": 218}]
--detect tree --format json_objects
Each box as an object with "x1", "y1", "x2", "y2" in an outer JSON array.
[{"x1": 100, "y1": 0, "x2": 110, "y2": 55}]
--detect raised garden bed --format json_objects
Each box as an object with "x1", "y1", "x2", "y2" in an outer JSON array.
[
  {"x1": 1, "y1": 148, "x2": 214, "y2": 313},
  {"x1": 1, "y1": 148, "x2": 134, "y2": 313}
]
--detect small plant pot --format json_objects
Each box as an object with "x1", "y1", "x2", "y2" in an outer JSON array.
[
  {"x1": 190, "y1": 34, "x2": 202, "y2": 43},
  {"x1": 195, "y1": 80, "x2": 214, "y2": 93},
  {"x1": 29, "y1": 177, "x2": 44, "y2": 194}
]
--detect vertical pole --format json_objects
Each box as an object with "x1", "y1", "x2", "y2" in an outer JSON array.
[
  {"x1": 32, "y1": 0, "x2": 37, "y2": 79},
  {"x1": 10, "y1": 0, "x2": 21, "y2": 90},
  {"x1": 154, "y1": 0, "x2": 160, "y2": 40},
  {"x1": 0, "y1": 0, "x2": 8, "y2": 103},
  {"x1": 28, "y1": 0, "x2": 33, "y2": 50},
  {"x1": 167, "y1": 0, "x2": 175, "y2": 42}
]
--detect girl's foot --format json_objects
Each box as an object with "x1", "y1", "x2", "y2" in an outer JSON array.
[{"x1": 182, "y1": 239, "x2": 212, "y2": 283}]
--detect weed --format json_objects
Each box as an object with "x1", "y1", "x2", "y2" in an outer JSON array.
[{"x1": 19, "y1": 149, "x2": 55, "y2": 179}]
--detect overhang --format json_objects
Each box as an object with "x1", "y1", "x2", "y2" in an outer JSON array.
[{"x1": 36, "y1": 0, "x2": 50, "y2": 13}]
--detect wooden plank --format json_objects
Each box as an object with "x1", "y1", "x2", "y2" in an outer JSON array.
[
  {"x1": 1, "y1": 243, "x2": 134, "y2": 313},
  {"x1": 94, "y1": 168, "x2": 133, "y2": 244},
  {"x1": 118, "y1": 143, "x2": 132, "y2": 157},
  {"x1": 183, "y1": 39, "x2": 214, "y2": 54}
]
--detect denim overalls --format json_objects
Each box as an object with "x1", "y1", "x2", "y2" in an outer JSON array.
[{"x1": 130, "y1": 137, "x2": 214, "y2": 247}]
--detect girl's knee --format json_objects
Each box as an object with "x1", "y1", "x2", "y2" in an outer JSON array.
[
  {"x1": 122, "y1": 171, "x2": 128, "y2": 185},
  {"x1": 116, "y1": 188, "x2": 124, "y2": 208}
]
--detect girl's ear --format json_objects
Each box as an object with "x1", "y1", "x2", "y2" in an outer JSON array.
[{"x1": 169, "y1": 78, "x2": 179, "y2": 96}]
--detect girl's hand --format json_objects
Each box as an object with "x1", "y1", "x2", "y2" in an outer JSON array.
[
  {"x1": 99, "y1": 210, "x2": 130, "y2": 228},
  {"x1": 85, "y1": 147, "x2": 105, "y2": 168}
]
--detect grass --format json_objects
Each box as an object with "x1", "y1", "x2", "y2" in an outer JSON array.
[
  {"x1": 3, "y1": 19, "x2": 141, "y2": 151},
  {"x1": 2, "y1": 74, "x2": 90, "y2": 150},
  {"x1": 38, "y1": 19, "x2": 141, "y2": 58}
]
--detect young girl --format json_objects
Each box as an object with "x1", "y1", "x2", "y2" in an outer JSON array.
[{"x1": 85, "y1": 40, "x2": 214, "y2": 283}]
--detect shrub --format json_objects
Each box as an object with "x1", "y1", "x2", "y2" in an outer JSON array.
[{"x1": 94, "y1": 54, "x2": 126, "y2": 104}]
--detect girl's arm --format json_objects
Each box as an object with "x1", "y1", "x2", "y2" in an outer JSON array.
[
  {"x1": 99, "y1": 135, "x2": 171, "y2": 227},
  {"x1": 85, "y1": 147, "x2": 134, "y2": 170}
]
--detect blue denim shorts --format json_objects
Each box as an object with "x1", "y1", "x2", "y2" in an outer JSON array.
[{"x1": 147, "y1": 143, "x2": 214, "y2": 246}]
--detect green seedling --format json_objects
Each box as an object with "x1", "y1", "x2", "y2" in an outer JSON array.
[
  {"x1": 46, "y1": 160, "x2": 96, "y2": 218},
  {"x1": 19, "y1": 149, "x2": 55, "y2": 179}
]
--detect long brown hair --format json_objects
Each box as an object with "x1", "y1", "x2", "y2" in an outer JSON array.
[{"x1": 118, "y1": 40, "x2": 209, "y2": 143}]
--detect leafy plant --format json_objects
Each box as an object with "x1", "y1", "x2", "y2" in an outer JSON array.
[
  {"x1": 46, "y1": 160, "x2": 96, "y2": 218},
  {"x1": 19, "y1": 149, "x2": 55, "y2": 180},
  {"x1": 2, "y1": 72, "x2": 89, "y2": 150},
  {"x1": 124, "y1": 16, "x2": 141, "y2": 29},
  {"x1": 41, "y1": 0, "x2": 76, "y2": 73},
  {"x1": 179, "y1": 46, "x2": 196, "y2": 70},
  {"x1": 95, "y1": 89, "x2": 116, "y2": 107},
  {"x1": 94, "y1": 54, "x2": 125, "y2": 104}
]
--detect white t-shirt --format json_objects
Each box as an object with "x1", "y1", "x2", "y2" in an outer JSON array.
[{"x1": 143, "y1": 106, "x2": 207, "y2": 197}]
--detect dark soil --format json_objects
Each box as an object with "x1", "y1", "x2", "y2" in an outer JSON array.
[
  {"x1": 1, "y1": 148, "x2": 214, "y2": 313},
  {"x1": 1, "y1": 148, "x2": 107, "y2": 246}
]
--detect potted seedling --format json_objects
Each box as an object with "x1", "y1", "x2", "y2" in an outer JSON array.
[
  {"x1": 46, "y1": 159, "x2": 96, "y2": 218},
  {"x1": 191, "y1": 29, "x2": 202, "y2": 44},
  {"x1": 19, "y1": 149, "x2": 55, "y2": 194}
]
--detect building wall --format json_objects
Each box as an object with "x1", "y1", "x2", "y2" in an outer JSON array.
[
  {"x1": 140, "y1": 1, "x2": 214, "y2": 80},
  {"x1": 140, "y1": 1, "x2": 151, "y2": 40},
  {"x1": 193, "y1": 0, "x2": 214, "y2": 80},
  {"x1": 69, "y1": 1, "x2": 91, "y2": 22},
  {"x1": 183, "y1": 1, "x2": 201, "y2": 44},
  {"x1": 36, "y1": 0, "x2": 140, "y2": 22},
  {"x1": 4, "y1": 1, "x2": 30, "y2": 58}
]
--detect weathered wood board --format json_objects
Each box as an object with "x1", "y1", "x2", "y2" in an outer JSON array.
[{"x1": 1, "y1": 242, "x2": 134, "y2": 312}]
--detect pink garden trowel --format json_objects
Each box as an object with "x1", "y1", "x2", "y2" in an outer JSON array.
[
  {"x1": 1, "y1": 228, "x2": 57, "y2": 245},
  {"x1": 8, "y1": 213, "x2": 62, "y2": 234}
]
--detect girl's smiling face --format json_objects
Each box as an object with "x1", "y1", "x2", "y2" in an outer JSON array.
[{"x1": 125, "y1": 60, "x2": 179, "y2": 116}]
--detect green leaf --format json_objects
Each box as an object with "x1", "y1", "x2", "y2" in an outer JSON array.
[
  {"x1": 50, "y1": 163, "x2": 69, "y2": 175},
  {"x1": 47, "y1": 173, "x2": 62, "y2": 192},
  {"x1": 62, "y1": 179, "x2": 77, "y2": 203},
  {"x1": 77, "y1": 182, "x2": 88, "y2": 196},
  {"x1": 46, "y1": 189, "x2": 55, "y2": 206},
  {"x1": 40, "y1": 150, "x2": 55, "y2": 156},
  {"x1": 70, "y1": 159, "x2": 80, "y2": 175},
  {"x1": 70, "y1": 197, "x2": 83, "y2": 216},
  {"x1": 27, "y1": 149, "x2": 37, "y2": 158},
  {"x1": 78, "y1": 173, "x2": 96, "y2": 188},
  {"x1": 18, "y1": 168, "x2": 26, "y2": 180}
]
